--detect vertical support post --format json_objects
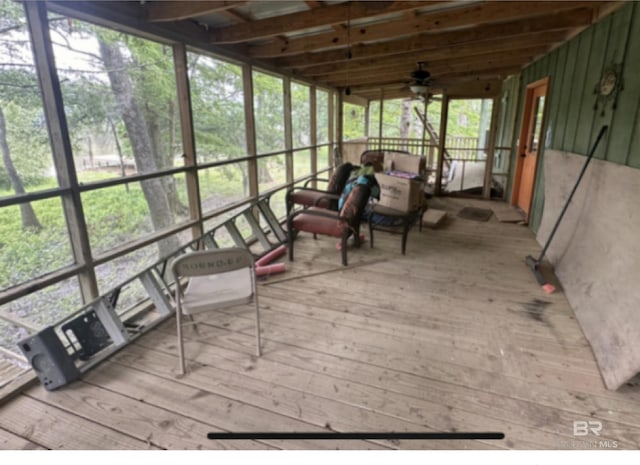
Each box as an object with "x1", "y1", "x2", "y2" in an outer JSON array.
[
  {"x1": 364, "y1": 99, "x2": 370, "y2": 138},
  {"x1": 378, "y1": 89, "x2": 384, "y2": 151},
  {"x1": 24, "y1": 1, "x2": 98, "y2": 302},
  {"x1": 310, "y1": 86, "x2": 318, "y2": 187},
  {"x1": 328, "y1": 90, "x2": 336, "y2": 167},
  {"x1": 173, "y1": 43, "x2": 202, "y2": 240},
  {"x1": 283, "y1": 77, "x2": 293, "y2": 184},
  {"x1": 242, "y1": 64, "x2": 259, "y2": 200},
  {"x1": 435, "y1": 95, "x2": 449, "y2": 196},
  {"x1": 336, "y1": 90, "x2": 344, "y2": 165},
  {"x1": 483, "y1": 96, "x2": 501, "y2": 199}
]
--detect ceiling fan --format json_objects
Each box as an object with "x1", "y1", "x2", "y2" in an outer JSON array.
[{"x1": 408, "y1": 62, "x2": 431, "y2": 96}]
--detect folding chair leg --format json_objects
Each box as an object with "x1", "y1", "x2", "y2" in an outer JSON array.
[
  {"x1": 176, "y1": 307, "x2": 186, "y2": 377},
  {"x1": 187, "y1": 313, "x2": 199, "y2": 336}
]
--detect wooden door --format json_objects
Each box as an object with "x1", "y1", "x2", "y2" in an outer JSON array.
[{"x1": 512, "y1": 78, "x2": 548, "y2": 218}]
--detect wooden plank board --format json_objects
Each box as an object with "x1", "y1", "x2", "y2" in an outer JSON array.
[
  {"x1": 0, "y1": 359, "x2": 27, "y2": 390},
  {"x1": 81, "y1": 360, "x2": 379, "y2": 450},
  {"x1": 0, "y1": 395, "x2": 157, "y2": 449},
  {"x1": 194, "y1": 298, "x2": 606, "y2": 395},
  {"x1": 24, "y1": 376, "x2": 268, "y2": 450},
  {"x1": 178, "y1": 319, "x2": 640, "y2": 431},
  {"x1": 422, "y1": 208, "x2": 447, "y2": 227},
  {"x1": 141, "y1": 323, "x2": 639, "y2": 449},
  {"x1": 0, "y1": 426, "x2": 45, "y2": 450},
  {"x1": 116, "y1": 339, "x2": 501, "y2": 449}
]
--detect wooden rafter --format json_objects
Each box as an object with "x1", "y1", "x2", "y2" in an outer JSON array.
[
  {"x1": 247, "y1": 1, "x2": 604, "y2": 57},
  {"x1": 147, "y1": 1, "x2": 247, "y2": 22},
  {"x1": 271, "y1": 8, "x2": 595, "y2": 67},
  {"x1": 296, "y1": 30, "x2": 569, "y2": 78},
  {"x1": 321, "y1": 46, "x2": 547, "y2": 87},
  {"x1": 210, "y1": 1, "x2": 436, "y2": 43}
]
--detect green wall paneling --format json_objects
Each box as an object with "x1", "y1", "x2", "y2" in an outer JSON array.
[{"x1": 505, "y1": 2, "x2": 640, "y2": 232}]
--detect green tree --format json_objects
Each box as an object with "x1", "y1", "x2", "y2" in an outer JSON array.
[
  {"x1": 187, "y1": 53, "x2": 248, "y2": 194},
  {"x1": 97, "y1": 34, "x2": 179, "y2": 258},
  {"x1": 0, "y1": 2, "x2": 45, "y2": 230}
]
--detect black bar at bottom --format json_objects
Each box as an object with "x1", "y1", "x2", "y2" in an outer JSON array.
[{"x1": 207, "y1": 432, "x2": 505, "y2": 441}]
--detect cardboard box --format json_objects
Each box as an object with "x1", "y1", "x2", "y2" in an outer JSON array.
[
  {"x1": 375, "y1": 173, "x2": 425, "y2": 212},
  {"x1": 382, "y1": 152, "x2": 426, "y2": 177}
]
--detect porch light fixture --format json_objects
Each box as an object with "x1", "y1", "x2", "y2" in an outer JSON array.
[
  {"x1": 408, "y1": 62, "x2": 431, "y2": 96},
  {"x1": 410, "y1": 84, "x2": 428, "y2": 95}
]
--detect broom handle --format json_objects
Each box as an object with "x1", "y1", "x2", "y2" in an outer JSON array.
[{"x1": 537, "y1": 125, "x2": 608, "y2": 263}]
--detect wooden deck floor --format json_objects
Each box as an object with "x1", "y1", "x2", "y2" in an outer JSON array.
[{"x1": 2, "y1": 197, "x2": 640, "y2": 450}]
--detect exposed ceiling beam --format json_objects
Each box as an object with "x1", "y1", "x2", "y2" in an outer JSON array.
[
  {"x1": 147, "y1": 1, "x2": 247, "y2": 22},
  {"x1": 353, "y1": 77, "x2": 506, "y2": 100},
  {"x1": 210, "y1": 1, "x2": 439, "y2": 43},
  {"x1": 295, "y1": 30, "x2": 569, "y2": 77},
  {"x1": 352, "y1": 66, "x2": 521, "y2": 97},
  {"x1": 271, "y1": 8, "x2": 594, "y2": 67},
  {"x1": 248, "y1": 1, "x2": 605, "y2": 57},
  {"x1": 437, "y1": 79, "x2": 504, "y2": 97},
  {"x1": 306, "y1": 46, "x2": 549, "y2": 84},
  {"x1": 321, "y1": 47, "x2": 545, "y2": 87},
  {"x1": 356, "y1": 78, "x2": 505, "y2": 99}
]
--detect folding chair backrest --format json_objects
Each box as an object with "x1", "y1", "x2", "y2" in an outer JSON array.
[
  {"x1": 173, "y1": 248, "x2": 254, "y2": 277},
  {"x1": 172, "y1": 248, "x2": 256, "y2": 316},
  {"x1": 172, "y1": 247, "x2": 261, "y2": 374}
]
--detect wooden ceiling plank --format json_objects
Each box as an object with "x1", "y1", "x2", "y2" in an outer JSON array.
[
  {"x1": 271, "y1": 8, "x2": 595, "y2": 66},
  {"x1": 349, "y1": 78, "x2": 506, "y2": 99},
  {"x1": 304, "y1": 45, "x2": 550, "y2": 83},
  {"x1": 210, "y1": 1, "x2": 437, "y2": 44},
  {"x1": 321, "y1": 47, "x2": 546, "y2": 87},
  {"x1": 249, "y1": 1, "x2": 604, "y2": 57},
  {"x1": 147, "y1": 1, "x2": 247, "y2": 22},
  {"x1": 352, "y1": 67, "x2": 522, "y2": 99},
  {"x1": 296, "y1": 29, "x2": 569, "y2": 77}
]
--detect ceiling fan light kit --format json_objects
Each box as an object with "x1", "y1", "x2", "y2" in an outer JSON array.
[
  {"x1": 410, "y1": 84, "x2": 429, "y2": 95},
  {"x1": 409, "y1": 62, "x2": 432, "y2": 96}
]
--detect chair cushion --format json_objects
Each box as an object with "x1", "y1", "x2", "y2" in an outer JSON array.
[
  {"x1": 181, "y1": 268, "x2": 253, "y2": 315},
  {"x1": 291, "y1": 207, "x2": 343, "y2": 238}
]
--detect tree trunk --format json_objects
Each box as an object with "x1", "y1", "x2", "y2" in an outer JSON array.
[
  {"x1": 145, "y1": 99, "x2": 186, "y2": 217},
  {"x1": 0, "y1": 104, "x2": 42, "y2": 232},
  {"x1": 98, "y1": 38, "x2": 179, "y2": 258},
  {"x1": 108, "y1": 117, "x2": 129, "y2": 192}
]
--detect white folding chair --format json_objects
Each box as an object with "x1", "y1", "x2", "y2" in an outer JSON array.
[{"x1": 172, "y1": 248, "x2": 261, "y2": 376}]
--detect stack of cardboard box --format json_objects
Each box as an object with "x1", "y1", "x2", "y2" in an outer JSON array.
[{"x1": 374, "y1": 152, "x2": 426, "y2": 212}]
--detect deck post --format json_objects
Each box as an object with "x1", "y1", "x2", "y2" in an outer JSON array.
[
  {"x1": 173, "y1": 43, "x2": 202, "y2": 239},
  {"x1": 24, "y1": 1, "x2": 98, "y2": 302}
]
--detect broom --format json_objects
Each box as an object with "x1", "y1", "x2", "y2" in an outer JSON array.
[{"x1": 526, "y1": 125, "x2": 608, "y2": 293}]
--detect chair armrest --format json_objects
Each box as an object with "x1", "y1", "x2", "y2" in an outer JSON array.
[
  {"x1": 303, "y1": 177, "x2": 330, "y2": 188},
  {"x1": 286, "y1": 185, "x2": 331, "y2": 199},
  {"x1": 288, "y1": 207, "x2": 343, "y2": 222}
]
